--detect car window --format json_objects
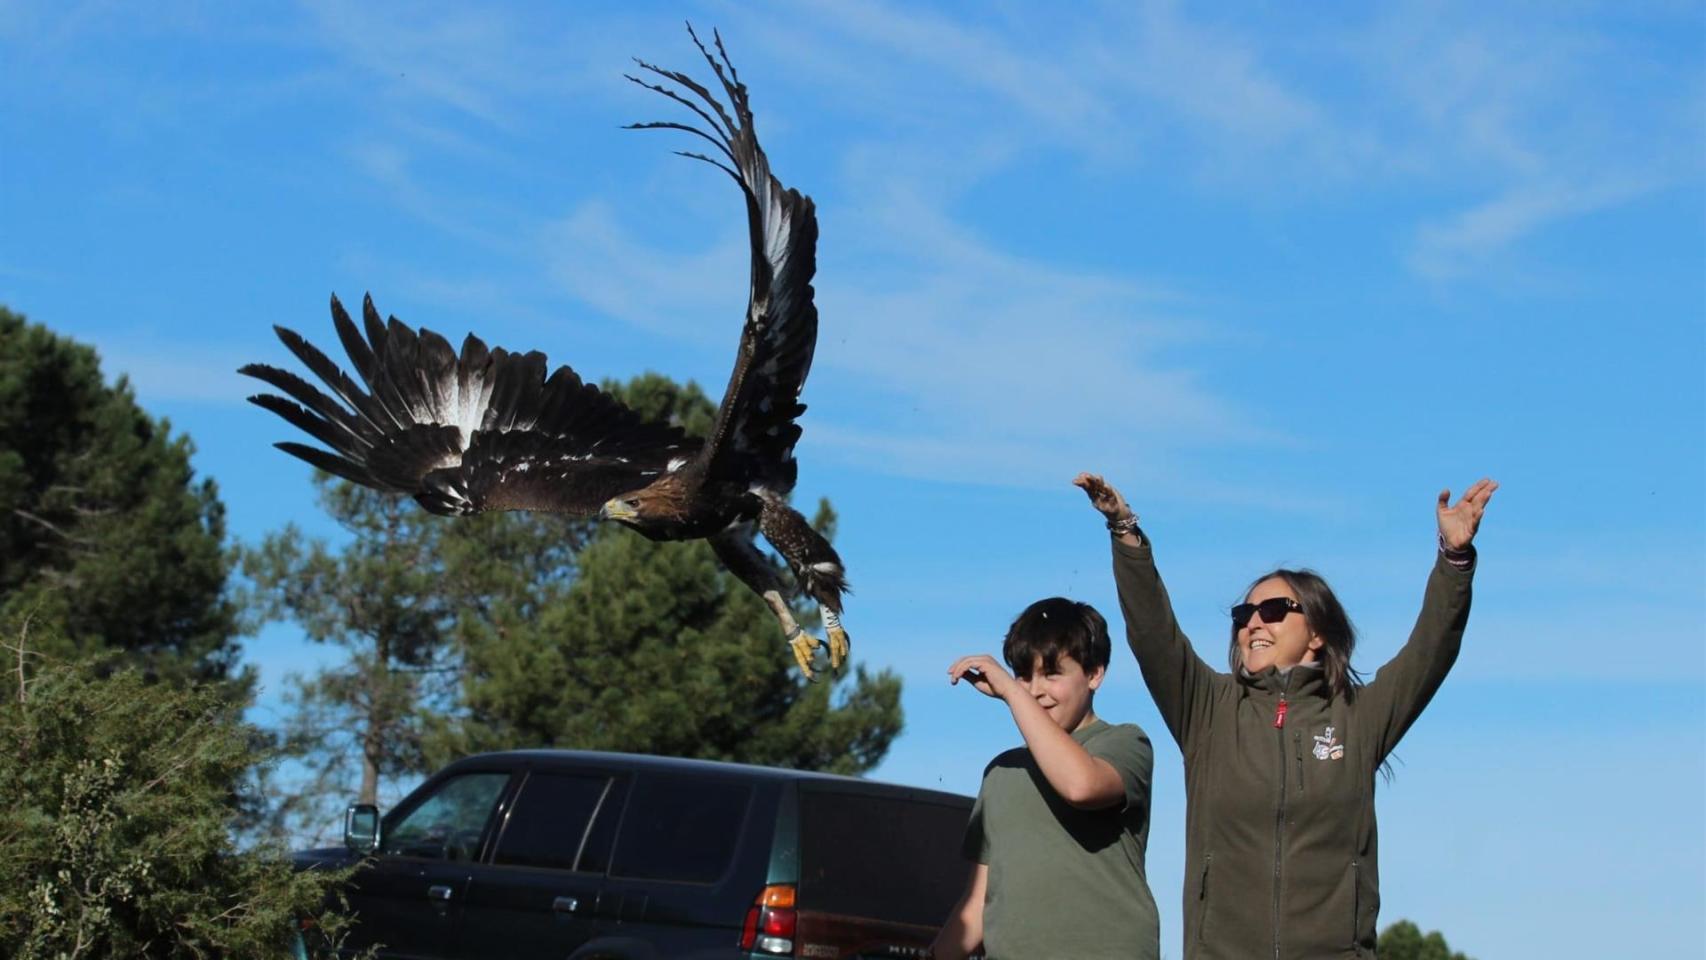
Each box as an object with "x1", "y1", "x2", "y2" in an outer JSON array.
[
  {"x1": 799, "y1": 790, "x2": 973, "y2": 926},
  {"x1": 382, "y1": 772, "x2": 509, "y2": 861},
  {"x1": 492, "y1": 772, "x2": 611, "y2": 871},
  {"x1": 610, "y1": 774, "x2": 751, "y2": 884},
  {"x1": 575, "y1": 777, "x2": 629, "y2": 876}
]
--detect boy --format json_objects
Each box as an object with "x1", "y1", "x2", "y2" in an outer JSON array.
[{"x1": 930, "y1": 598, "x2": 1160, "y2": 960}]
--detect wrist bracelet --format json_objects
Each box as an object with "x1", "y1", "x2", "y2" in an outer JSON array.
[
  {"x1": 1107, "y1": 513, "x2": 1141, "y2": 537},
  {"x1": 1438, "y1": 534, "x2": 1475, "y2": 568}
]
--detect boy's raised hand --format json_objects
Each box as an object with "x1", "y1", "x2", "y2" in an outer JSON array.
[{"x1": 949, "y1": 654, "x2": 1019, "y2": 701}]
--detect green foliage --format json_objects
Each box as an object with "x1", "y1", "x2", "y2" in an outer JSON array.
[
  {"x1": 437, "y1": 523, "x2": 903, "y2": 774},
  {"x1": 428, "y1": 374, "x2": 903, "y2": 775},
  {"x1": 240, "y1": 477, "x2": 463, "y2": 836},
  {"x1": 0, "y1": 631, "x2": 358, "y2": 959},
  {"x1": 0, "y1": 306, "x2": 240, "y2": 685},
  {"x1": 1378, "y1": 919, "x2": 1475, "y2": 960},
  {"x1": 603, "y1": 371, "x2": 718, "y2": 438}
]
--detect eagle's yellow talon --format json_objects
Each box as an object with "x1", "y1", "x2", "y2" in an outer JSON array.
[
  {"x1": 826, "y1": 625, "x2": 850, "y2": 671},
  {"x1": 789, "y1": 633, "x2": 821, "y2": 681}
]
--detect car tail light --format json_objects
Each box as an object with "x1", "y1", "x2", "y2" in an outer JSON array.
[{"x1": 738, "y1": 883, "x2": 797, "y2": 955}]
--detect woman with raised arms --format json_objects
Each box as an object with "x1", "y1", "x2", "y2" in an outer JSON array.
[{"x1": 1073, "y1": 472, "x2": 1496, "y2": 959}]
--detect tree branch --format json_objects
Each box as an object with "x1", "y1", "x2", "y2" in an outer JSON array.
[{"x1": 12, "y1": 507, "x2": 92, "y2": 546}]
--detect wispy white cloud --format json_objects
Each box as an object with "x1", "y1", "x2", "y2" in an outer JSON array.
[
  {"x1": 339, "y1": 136, "x2": 525, "y2": 256},
  {"x1": 775, "y1": 0, "x2": 1134, "y2": 160},
  {"x1": 734, "y1": 0, "x2": 1363, "y2": 180},
  {"x1": 1408, "y1": 176, "x2": 1662, "y2": 278},
  {"x1": 300, "y1": 0, "x2": 547, "y2": 131},
  {"x1": 742, "y1": 0, "x2": 1700, "y2": 277},
  {"x1": 1347, "y1": 1, "x2": 1704, "y2": 276},
  {"x1": 96, "y1": 339, "x2": 257, "y2": 405},
  {"x1": 1086, "y1": 1, "x2": 1361, "y2": 175},
  {"x1": 540, "y1": 199, "x2": 748, "y2": 345},
  {"x1": 539, "y1": 166, "x2": 1269, "y2": 494},
  {"x1": 13, "y1": 1, "x2": 1695, "y2": 287}
]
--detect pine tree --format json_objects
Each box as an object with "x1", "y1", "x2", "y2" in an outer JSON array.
[
  {"x1": 0, "y1": 306, "x2": 240, "y2": 684},
  {"x1": 241, "y1": 477, "x2": 461, "y2": 838},
  {"x1": 437, "y1": 514, "x2": 903, "y2": 774}
]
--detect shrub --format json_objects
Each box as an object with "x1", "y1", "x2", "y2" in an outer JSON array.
[{"x1": 0, "y1": 629, "x2": 359, "y2": 958}]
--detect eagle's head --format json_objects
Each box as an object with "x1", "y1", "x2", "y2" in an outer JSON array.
[
  {"x1": 600, "y1": 479, "x2": 684, "y2": 526},
  {"x1": 601, "y1": 469, "x2": 695, "y2": 529},
  {"x1": 599, "y1": 494, "x2": 643, "y2": 524}
]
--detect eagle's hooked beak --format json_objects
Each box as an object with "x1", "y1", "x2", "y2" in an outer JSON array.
[{"x1": 600, "y1": 498, "x2": 638, "y2": 523}]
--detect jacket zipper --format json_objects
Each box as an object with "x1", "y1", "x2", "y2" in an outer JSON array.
[
  {"x1": 1272, "y1": 688, "x2": 1289, "y2": 960},
  {"x1": 1294, "y1": 730, "x2": 1304, "y2": 794},
  {"x1": 1195, "y1": 852, "x2": 1212, "y2": 944},
  {"x1": 1351, "y1": 859, "x2": 1363, "y2": 955}
]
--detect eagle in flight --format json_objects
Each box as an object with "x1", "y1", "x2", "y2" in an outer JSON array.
[{"x1": 239, "y1": 29, "x2": 849, "y2": 678}]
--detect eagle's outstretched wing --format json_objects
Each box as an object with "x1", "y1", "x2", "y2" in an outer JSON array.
[
  {"x1": 628, "y1": 26, "x2": 819, "y2": 496},
  {"x1": 239, "y1": 294, "x2": 697, "y2": 517}
]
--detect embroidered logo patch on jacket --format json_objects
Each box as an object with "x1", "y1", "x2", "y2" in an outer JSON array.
[{"x1": 1311, "y1": 726, "x2": 1344, "y2": 761}]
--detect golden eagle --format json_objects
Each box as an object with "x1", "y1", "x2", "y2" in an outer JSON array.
[{"x1": 238, "y1": 30, "x2": 849, "y2": 678}]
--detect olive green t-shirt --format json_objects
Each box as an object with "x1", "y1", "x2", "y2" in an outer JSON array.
[{"x1": 962, "y1": 718, "x2": 1160, "y2": 960}]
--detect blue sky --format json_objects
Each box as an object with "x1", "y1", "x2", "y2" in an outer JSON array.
[{"x1": 3, "y1": 1, "x2": 1702, "y2": 955}]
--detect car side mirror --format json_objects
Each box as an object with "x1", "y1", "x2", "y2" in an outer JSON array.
[{"x1": 344, "y1": 803, "x2": 381, "y2": 855}]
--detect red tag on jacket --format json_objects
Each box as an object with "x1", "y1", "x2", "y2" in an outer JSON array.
[{"x1": 1273, "y1": 699, "x2": 1289, "y2": 728}]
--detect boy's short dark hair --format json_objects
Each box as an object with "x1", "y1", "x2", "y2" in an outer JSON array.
[{"x1": 1003, "y1": 597, "x2": 1111, "y2": 678}]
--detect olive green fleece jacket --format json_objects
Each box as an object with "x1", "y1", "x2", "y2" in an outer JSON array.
[{"x1": 1111, "y1": 537, "x2": 1474, "y2": 960}]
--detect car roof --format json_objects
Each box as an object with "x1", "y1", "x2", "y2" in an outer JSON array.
[{"x1": 441, "y1": 749, "x2": 971, "y2": 805}]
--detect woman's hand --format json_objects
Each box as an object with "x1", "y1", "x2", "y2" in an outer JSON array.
[
  {"x1": 1072, "y1": 472, "x2": 1133, "y2": 521},
  {"x1": 1437, "y1": 478, "x2": 1498, "y2": 550},
  {"x1": 948, "y1": 654, "x2": 1019, "y2": 701}
]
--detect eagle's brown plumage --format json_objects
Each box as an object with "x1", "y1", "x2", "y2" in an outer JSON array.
[{"x1": 238, "y1": 27, "x2": 850, "y2": 677}]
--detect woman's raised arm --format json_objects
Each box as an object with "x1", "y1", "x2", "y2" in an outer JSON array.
[
  {"x1": 1075, "y1": 472, "x2": 1220, "y2": 750},
  {"x1": 1362, "y1": 479, "x2": 1498, "y2": 758}
]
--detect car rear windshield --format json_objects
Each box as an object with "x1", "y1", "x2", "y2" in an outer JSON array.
[
  {"x1": 610, "y1": 773, "x2": 752, "y2": 884},
  {"x1": 798, "y1": 789, "x2": 973, "y2": 927}
]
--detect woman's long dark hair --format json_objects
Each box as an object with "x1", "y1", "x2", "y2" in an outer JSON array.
[{"x1": 1227, "y1": 568, "x2": 1364, "y2": 701}]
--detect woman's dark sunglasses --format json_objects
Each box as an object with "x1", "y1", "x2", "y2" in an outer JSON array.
[{"x1": 1231, "y1": 597, "x2": 1303, "y2": 628}]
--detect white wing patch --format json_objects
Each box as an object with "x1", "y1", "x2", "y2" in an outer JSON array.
[{"x1": 409, "y1": 363, "x2": 494, "y2": 451}]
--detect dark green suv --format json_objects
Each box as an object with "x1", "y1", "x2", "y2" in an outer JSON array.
[{"x1": 294, "y1": 750, "x2": 975, "y2": 960}]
